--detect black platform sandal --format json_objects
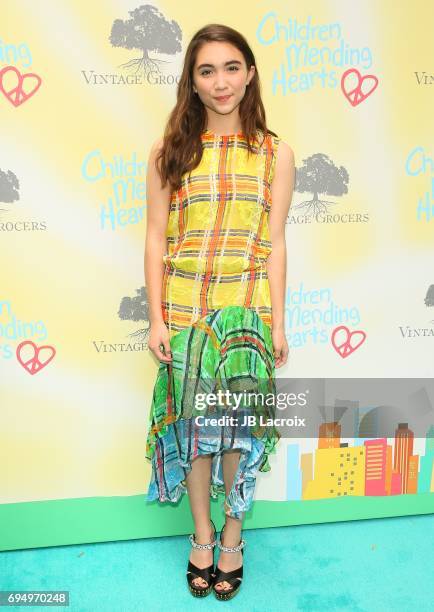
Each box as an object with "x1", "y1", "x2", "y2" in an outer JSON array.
[
  {"x1": 213, "y1": 522, "x2": 246, "y2": 601},
  {"x1": 186, "y1": 518, "x2": 217, "y2": 597}
]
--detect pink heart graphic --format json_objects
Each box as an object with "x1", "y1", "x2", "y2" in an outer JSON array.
[
  {"x1": 0, "y1": 65, "x2": 42, "y2": 107},
  {"x1": 341, "y1": 68, "x2": 378, "y2": 107},
  {"x1": 331, "y1": 325, "x2": 366, "y2": 358},
  {"x1": 16, "y1": 340, "x2": 56, "y2": 375}
]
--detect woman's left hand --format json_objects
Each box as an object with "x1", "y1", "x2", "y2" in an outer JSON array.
[{"x1": 271, "y1": 327, "x2": 289, "y2": 368}]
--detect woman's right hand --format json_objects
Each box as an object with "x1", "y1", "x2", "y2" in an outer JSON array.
[{"x1": 148, "y1": 321, "x2": 172, "y2": 363}]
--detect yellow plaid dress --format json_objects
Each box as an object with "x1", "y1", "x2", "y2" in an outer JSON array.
[
  {"x1": 145, "y1": 129, "x2": 281, "y2": 520},
  {"x1": 162, "y1": 128, "x2": 279, "y2": 337}
]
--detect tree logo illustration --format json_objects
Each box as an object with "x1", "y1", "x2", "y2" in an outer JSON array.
[
  {"x1": 118, "y1": 286, "x2": 151, "y2": 343},
  {"x1": 425, "y1": 285, "x2": 434, "y2": 324},
  {"x1": 0, "y1": 167, "x2": 20, "y2": 214},
  {"x1": 425, "y1": 285, "x2": 434, "y2": 308},
  {"x1": 293, "y1": 153, "x2": 349, "y2": 217},
  {"x1": 109, "y1": 4, "x2": 182, "y2": 76}
]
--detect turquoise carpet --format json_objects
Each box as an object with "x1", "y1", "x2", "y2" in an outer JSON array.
[{"x1": 1, "y1": 514, "x2": 433, "y2": 611}]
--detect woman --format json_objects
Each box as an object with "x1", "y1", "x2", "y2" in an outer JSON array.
[{"x1": 144, "y1": 23, "x2": 294, "y2": 600}]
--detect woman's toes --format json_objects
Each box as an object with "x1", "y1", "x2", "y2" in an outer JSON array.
[{"x1": 215, "y1": 580, "x2": 230, "y2": 591}]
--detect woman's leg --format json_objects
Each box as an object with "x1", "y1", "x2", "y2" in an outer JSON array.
[
  {"x1": 214, "y1": 449, "x2": 244, "y2": 593},
  {"x1": 185, "y1": 454, "x2": 215, "y2": 588}
]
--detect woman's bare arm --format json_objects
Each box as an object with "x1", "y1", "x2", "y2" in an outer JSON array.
[
  {"x1": 144, "y1": 138, "x2": 173, "y2": 362},
  {"x1": 266, "y1": 140, "x2": 295, "y2": 331}
]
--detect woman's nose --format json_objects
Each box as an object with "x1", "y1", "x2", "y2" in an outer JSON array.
[{"x1": 214, "y1": 73, "x2": 229, "y2": 89}]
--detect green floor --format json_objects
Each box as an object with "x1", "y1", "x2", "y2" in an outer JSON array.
[{"x1": 1, "y1": 513, "x2": 433, "y2": 611}]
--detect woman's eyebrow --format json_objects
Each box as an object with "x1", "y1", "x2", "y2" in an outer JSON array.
[{"x1": 196, "y1": 60, "x2": 242, "y2": 70}]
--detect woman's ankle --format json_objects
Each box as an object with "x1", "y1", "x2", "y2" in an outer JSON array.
[{"x1": 194, "y1": 518, "x2": 214, "y2": 543}]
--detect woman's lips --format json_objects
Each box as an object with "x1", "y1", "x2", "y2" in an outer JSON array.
[{"x1": 214, "y1": 95, "x2": 232, "y2": 102}]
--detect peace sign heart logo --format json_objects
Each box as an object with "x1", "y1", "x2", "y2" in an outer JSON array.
[
  {"x1": 0, "y1": 65, "x2": 42, "y2": 107},
  {"x1": 331, "y1": 325, "x2": 366, "y2": 358},
  {"x1": 341, "y1": 68, "x2": 378, "y2": 107},
  {"x1": 16, "y1": 340, "x2": 56, "y2": 375}
]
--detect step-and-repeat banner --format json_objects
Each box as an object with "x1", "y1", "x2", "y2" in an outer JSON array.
[{"x1": 1, "y1": 1, "x2": 433, "y2": 551}]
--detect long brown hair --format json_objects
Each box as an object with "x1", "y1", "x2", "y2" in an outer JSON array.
[{"x1": 155, "y1": 23, "x2": 277, "y2": 192}]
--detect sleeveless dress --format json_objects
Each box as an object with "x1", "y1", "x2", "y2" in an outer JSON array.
[{"x1": 145, "y1": 128, "x2": 282, "y2": 520}]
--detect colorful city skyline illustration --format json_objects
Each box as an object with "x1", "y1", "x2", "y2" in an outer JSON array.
[{"x1": 287, "y1": 423, "x2": 434, "y2": 500}]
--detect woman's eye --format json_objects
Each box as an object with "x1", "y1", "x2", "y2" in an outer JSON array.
[{"x1": 200, "y1": 66, "x2": 239, "y2": 76}]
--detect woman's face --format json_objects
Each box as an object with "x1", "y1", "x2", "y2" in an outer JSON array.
[{"x1": 192, "y1": 41, "x2": 255, "y2": 119}]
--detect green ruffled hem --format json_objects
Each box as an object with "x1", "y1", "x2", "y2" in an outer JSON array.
[{"x1": 145, "y1": 305, "x2": 281, "y2": 466}]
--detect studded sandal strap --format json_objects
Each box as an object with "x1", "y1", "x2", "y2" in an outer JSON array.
[
  {"x1": 189, "y1": 533, "x2": 216, "y2": 549},
  {"x1": 217, "y1": 537, "x2": 246, "y2": 553}
]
